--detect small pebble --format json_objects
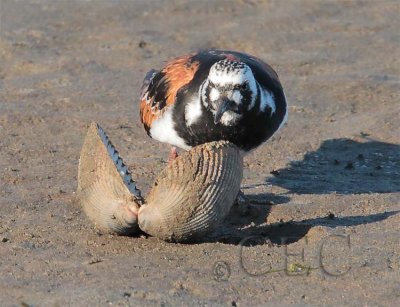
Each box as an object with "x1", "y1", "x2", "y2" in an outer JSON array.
[
  {"x1": 138, "y1": 40, "x2": 147, "y2": 48},
  {"x1": 270, "y1": 170, "x2": 280, "y2": 176},
  {"x1": 345, "y1": 162, "x2": 353, "y2": 170}
]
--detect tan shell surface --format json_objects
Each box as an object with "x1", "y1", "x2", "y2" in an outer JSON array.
[
  {"x1": 77, "y1": 123, "x2": 244, "y2": 242},
  {"x1": 138, "y1": 141, "x2": 243, "y2": 242},
  {"x1": 77, "y1": 122, "x2": 141, "y2": 235}
]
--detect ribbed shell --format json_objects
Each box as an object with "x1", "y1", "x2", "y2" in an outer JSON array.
[
  {"x1": 77, "y1": 122, "x2": 142, "y2": 235},
  {"x1": 138, "y1": 141, "x2": 243, "y2": 242},
  {"x1": 77, "y1": 122, "x2": 244, "y2": 242}
]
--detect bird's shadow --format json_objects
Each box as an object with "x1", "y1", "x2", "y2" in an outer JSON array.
[
  {"x1": 204, "y1": 138, "x2": 399, "y2": 245},
  {"x1": 206, "y1": 203, "x2": 398, "y2": 245},
  {"x1": 267, "y1": 138, "x2": 400, "y2": 194}
]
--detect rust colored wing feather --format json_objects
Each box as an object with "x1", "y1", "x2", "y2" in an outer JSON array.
[
  {"x1": 162, "y1": 55, "x2": 200, "y2": 106},
  {"x1": 140, "y1": 54, "x2": 200, "y2": 133}
]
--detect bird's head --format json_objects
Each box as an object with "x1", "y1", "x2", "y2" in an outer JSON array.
[{"x1": 201, "y1": 59, "x2": 257, "y2": 126}]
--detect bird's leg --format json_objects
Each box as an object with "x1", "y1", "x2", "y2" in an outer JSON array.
[
  {"x1": 234, "y1": 189, "x2": 249, "y2": 215},
  {"x1": 168, "y1": 146, "x2": 179, "y2": 165},
  {"x1": 236, "y1": 190, "x2": 246, "y2": 204}
]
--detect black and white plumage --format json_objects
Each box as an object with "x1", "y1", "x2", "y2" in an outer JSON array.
[{"x1": 140, "y1": 49, "x2": 287, "y2": 152}]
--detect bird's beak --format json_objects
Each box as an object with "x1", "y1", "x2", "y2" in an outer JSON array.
[{"x1": 214, "y1": 99, "x2": 236, "y2": 124}]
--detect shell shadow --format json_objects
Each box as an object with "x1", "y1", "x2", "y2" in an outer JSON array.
[
  {"x1": 207, "y1": 205, "x2": 399, "y2": 246},
  {"x1": 266, "y1": 138, "x2": 400, "y2": 194}
]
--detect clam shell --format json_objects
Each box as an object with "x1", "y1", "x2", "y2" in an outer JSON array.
[
  {"x1": 77, "y1": 123, "x2": 244, "y2": 242},
  {"x1": 138, "y1": 141, "x2": 243, "y2": 242},
  {"x1": 77, "y1": 122, "x2": 143, "y2": 235}
]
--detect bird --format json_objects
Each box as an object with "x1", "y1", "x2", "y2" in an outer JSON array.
[{"x1": 139, "y1": 49, "x2": 288, "y2": 159}]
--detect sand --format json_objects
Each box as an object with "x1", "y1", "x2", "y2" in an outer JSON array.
[{"x1": 0, "y1": 0, "x2": 399, "y2": 306}]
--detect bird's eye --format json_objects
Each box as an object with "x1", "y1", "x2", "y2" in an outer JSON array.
[{"x1": 235, "y1": 82, "x2": 248, "y2": 91}]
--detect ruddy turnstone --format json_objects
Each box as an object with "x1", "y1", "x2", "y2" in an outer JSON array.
[{"x1": 139, "y1": 49, "x2": 287, "y2": 154}]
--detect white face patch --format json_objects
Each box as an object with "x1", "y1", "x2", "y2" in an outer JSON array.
[
  {"x1": 231, "y1": 90, "x2": 242, "y2": 104},
  {"x1": 220, "y1": 111, "x2": 242, "y2": 126},
  {"x1": 201, "y1": 79, "x2": 210, "y2": 108},
  {"x1": 185, "y1": 95, "x2": 202, "y2": 127},
  {"x1": 209, "y1": 88, "x2": 220, "y2": 101},
  {"x1": 150, "y1": 107, "x2": 191, "y2": 150},
  {"x1": 259, "y1": 86, "x2": 276, "y2": 114},
  {"x1": 247, "y1": 79, "x2": 257, "y2": 109}
]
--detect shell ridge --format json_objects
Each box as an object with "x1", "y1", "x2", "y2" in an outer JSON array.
[
  {"x1": 189, "y1": 145, "x2": 242, "y2": 233},
  {"x1": 147, "y1": 183, "x2": 192, "y2": 223},
  {"x1": 200, "y1": 147, "x2": 212, "y2": 186},
  {"x1": 81, "y1": 175, "x2": 139, "y2": 234}
]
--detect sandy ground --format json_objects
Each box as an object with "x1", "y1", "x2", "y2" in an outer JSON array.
[{"x1": 1, "y1": 0, "x2": 399, "y2": 306}]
